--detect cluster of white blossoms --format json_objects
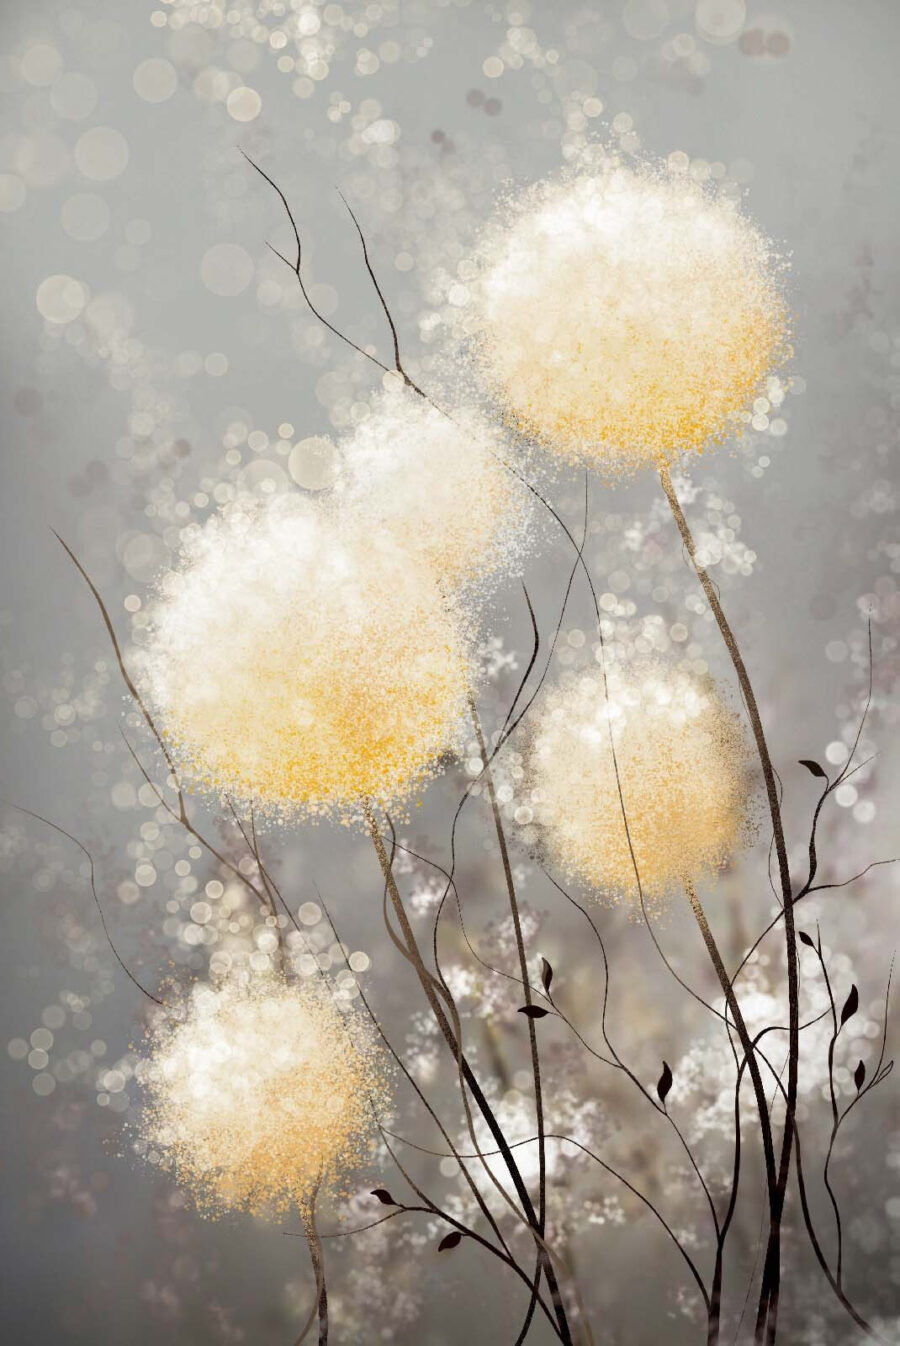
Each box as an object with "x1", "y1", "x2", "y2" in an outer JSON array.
[
  {"x1": 469, "y1": 163, "x2": 789, "y2": 477},
  {"x1": 130, "y1": 153, "x2": 787, "y2": 1239},
  {"x1": 138, "y1": 977, "x2": 387, "y2": 1215},
  {"x1": 527, "y1": 660, "x2": 754, "y2": 902}
]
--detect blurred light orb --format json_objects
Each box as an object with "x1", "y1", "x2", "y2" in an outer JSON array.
[
  {"x1": 139, "y1": 977, "x2": 385, "y2": 1214},
  {"x1": 0, "y1": 174, "x2": 26, "y2": 213},
  {"x1": 133, "y1": 57, "x2": 178, "y2": 103},
  {"x1": 226, "y1": 85, "x2": 261, "y2": 121},
  {"x1": 288, "y1": 435, "x2": 339, "y2": 492},
  {"x1": 200, "y1": 241, "x2": 255, "y2": 297},
  {"x1": 61, "y1": 192, "x2": 110, "y2": 241},
  {"x1": 528, "y1": 660, "x2": 753, "y2": 900},
  {"x1": 75, "y1": 126, "x2": 129, "y2": 181},
  {"x1": 36, "y1": 273, "x2": 88, "y2": 324},
  {"x1": 15, "y1": 131, "x2": 70, "y2": 188},
  {"x1": 20, "y1": 43, "x2": 63, "y2": 87},
  {"x1": 139, "y1": 496, "x2": 472, "y2": 820},
  {"x1": 473, "y1": 165, "x2": 788, "y2": 477},
  {"x1": 695, "y1": 0, "x2": 747, "y2": 43}
]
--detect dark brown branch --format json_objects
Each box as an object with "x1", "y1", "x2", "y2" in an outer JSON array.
[
  {"x1": 659, "y1": 467, "x2": 797, "y2": 1346},
  {"x1": 9, "y1": 802, "x2": 162, "y2": 1006},
  {"x1": 382, "y1": 1127, "x2": 710, "y2": 1312},
  {"x1": 240, "y1": 150, "x2": 393, "y2": 378},
  {"x1": 365, "y1": 803, "x2": 574, "y2": 1344},
  {"x1": 300, "y1": 1182, "x2": 328, "y2": 1346},
  {"x1": 336, "y1": 188, "x2": 427, "y2": 397}
]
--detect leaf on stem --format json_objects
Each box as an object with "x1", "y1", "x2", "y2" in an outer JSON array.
[
  {"x1": 370, "y1": 1189, "x2": 398, "y2": 1206},
  {"x1": 840, "y1": 985, "x2": 859, "y2": 1027},
  {"x1": 799, "y1": 759, "x2": 828, "y2": 779},
  {"x1": 657, "y1": 1061, "x2": 673, "y2": 1104},
  {"x1": 438, "y1": 1231, "x2": 463, "y2": 1251},
  {"x1": 854, "y1": 1060, "x2": 866, "y2": 1092},
  {"x1": 540, "y1": 957, "x2": 554, "y2": 994},
  {"x1": 518, "y1": 1005, "x2": 550, "y2": 1019},
  {"x1": 798, "y1": 930, "x2": 815, "y2": 948}
]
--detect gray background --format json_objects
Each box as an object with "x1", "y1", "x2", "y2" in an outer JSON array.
[{"x1": 1, "y1": 1, "x2": 898, "y2": 1342}]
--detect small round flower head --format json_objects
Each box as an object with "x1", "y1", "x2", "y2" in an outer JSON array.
[
  {"x1": 471, "y1": 164, "x2": 789, "y2": 477},
  {"x1": 335, "y1": 382, "x2": 532, "y2": 594},
  {"x1": 528, "y1": 660, "x2": 753, "y2": 901},
  {"x1": 138, "y1": 976, "x2": 386, "y2": 1215},
  {"x1": 138, "y1": 495, "x2": 472, "y2": 821}
]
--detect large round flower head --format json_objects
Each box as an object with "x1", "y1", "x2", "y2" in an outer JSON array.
[
  {"x1": 138, "y1": 976, "x2": 386, "y2": 1215},
  {"x1": 334, "y1": 382, "x2": 532, "y2": 594},
  {"x1": 471, "y1": 163, "x2": 789, "y2": 477},
  {"x1": 138, "y1": 495, "x2": 472, "y2": 821},
  {"x1": 528, "y1": 660, "x2": 753, "y2": 901}
]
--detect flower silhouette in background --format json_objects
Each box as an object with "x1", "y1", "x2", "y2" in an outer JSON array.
[
  {"x1": 527, "y1": 661, "x2": 754, "y2": 901},
  {"x1": 335, "y1": 382, "x2": 533, "y2": 596},
  {"x1": 471, "y1": 162, "x2": 790, "y2": 477},
  {"x1": 137, "y1": 976, "x2": 386, "y2": 1216},
  {"x1": 138, "y1": 494, "x2": 473, "y2": 821}
]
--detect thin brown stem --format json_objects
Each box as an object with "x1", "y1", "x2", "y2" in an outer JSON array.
[
  {"x1": 661, "y1": 467, "x2": 799, "y2": 1345},
  {"x1": 363, "y1": 801, "x2": 573, "y2": 1345},
  {"x1": 470, "y1": 695, "x2": 552, "y2": 1329},
  {"x1": 684, "y1": 879, "x2": 779, "y2": 1344},
  {"x1": 300, "y1": 1185, "x2": 328, "y2": 1346}
]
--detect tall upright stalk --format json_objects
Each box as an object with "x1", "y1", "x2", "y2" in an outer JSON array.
[
  {"x1": 363, "y1": 800, "x2": 574, "y2": 1345},
  {"x1": 470, "y1": 701, "x2": 547, "y2": 1226},
  {"x1": 300, "y1": 1183, "x2": 328, "y2": 1346},
  {"x1": 470, "y1": 697, "x2": 553, "y2": 1335},
  {"x1": 660, "y1": 467, "x2": 799, "y2": 1344},
  {"x1": 684, "y1": 878, "x2": 778, "y2": 1344}
]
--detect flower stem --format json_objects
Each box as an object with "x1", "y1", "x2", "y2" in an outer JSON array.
[
  {"x1": 363, "y1": 800, "x2": 574, "y2": 1345},
  {"x1": 300, "y1": 1184, "x2": 328, "y2": 1346},
  {"x1": 660, "y1": 467, "x2": 798, "y2": 1345},
  {"x1": 470, "y1": 696, "x2": 551, "y2": 1322},
  {"x1": 684, "y1": 877, "x2": 779, "y2": 1344}
]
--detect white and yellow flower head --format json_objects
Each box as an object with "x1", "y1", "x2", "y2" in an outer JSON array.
[
  {"x1": 472, "y1": 164, "x2": 789, "y2": 476},
  {"x1": 138, "y1": 976, "x2": 386, "y2": 1215},
  {"x1": 335, "y1": 382, "x2": 532, "y2": 595},
  {"x1": 139, "y1": 495, "x2": 472, "y2": 821},
  {"x1": 528, "y1": 660, "x2": 754, "y2": 901}
]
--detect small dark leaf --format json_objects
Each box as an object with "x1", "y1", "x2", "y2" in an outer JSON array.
[
  {"x1": 370, "y1": 1189, "x2": 397, "y2": 1207},
  {"x1": 799, "y1": 759, "x2": 828, "y2": 780},
  {"x1": 840, "y1": 984, "x2": 859, "y2": 1027},
  {"x1": 540, "y1": 957, "x2": 554, "y2": 994},
  {"x1": 798, "y1": 930, "x2": 815, "y2": 949},
  {"x1": 657, "y1": 1060, "x2": 673, "y2": 1104},
  {"x1": 518, "y1": 1005, "x2": 550, "y2": 1019},
  {"x1": 854, "y1": 1060, "x2": 866, "y2": 1092},
  {"x1": 437, "y1": 1231, "x2": 462, "y2": 1252}
]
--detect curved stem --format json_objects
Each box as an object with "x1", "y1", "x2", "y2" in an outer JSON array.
[{"x1": 661, "y1": 467, "x2": 799, "y2": 1345}]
